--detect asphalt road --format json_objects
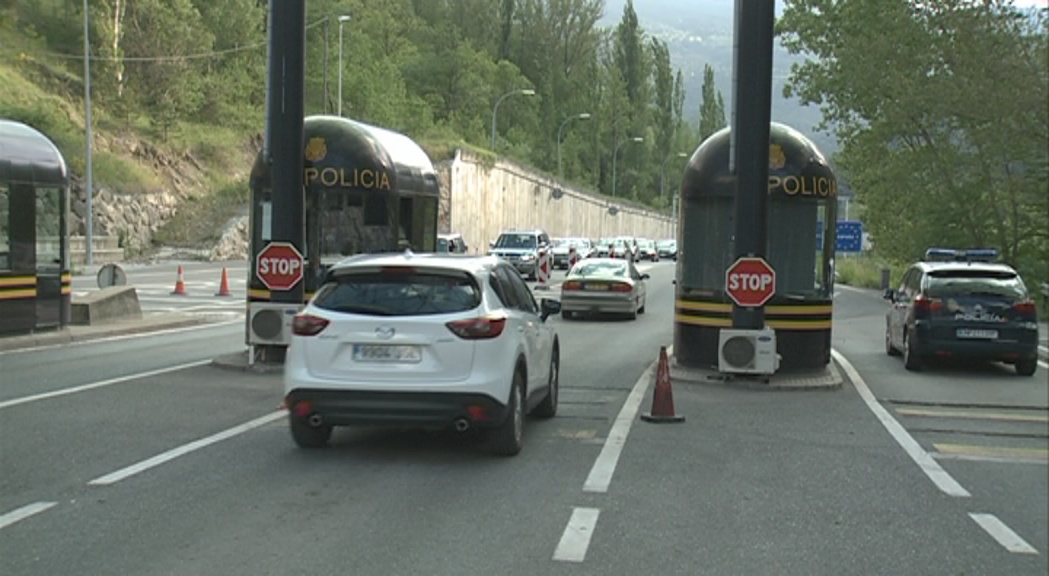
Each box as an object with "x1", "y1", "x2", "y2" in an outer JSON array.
[{"x1": 2, "y1": 261, "x2": 1046, "y2": 575}]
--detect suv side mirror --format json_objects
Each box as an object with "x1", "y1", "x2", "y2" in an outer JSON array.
[
  {"x1": 883, "y1": 288, "x2": 895, "y2": 302},
  {"x1": 540, "y1": 298, "x2": 561, "y2": 322},
  {"x1": 641, "y1": 273, "x2": 650, "y2": 281}
]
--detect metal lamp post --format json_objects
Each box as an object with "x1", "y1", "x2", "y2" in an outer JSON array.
[
  {"x1": 337, "y1": 14, "x2": 351, "y2": 116},
  {"x1": 612, "y1": 136, "x2": 643, "y2": 197},
  {"x1": 490, "y1": 88, "x2": 536, "y2": 150},
  {"x1": 557, "y1": 112, "x2": 591, "y2": 179},
  {"x1": 83, "y1": 0, "x2": 93, "y2": 266},
  {"x1": 660, "y1": 152, "x2": 689, "y2": 203}
]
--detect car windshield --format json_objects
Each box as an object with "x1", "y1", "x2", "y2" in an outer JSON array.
[
  {"x1": 436, "y1": 238, "x2": 450, "y2": 252},
  {"x1": 571, "y1": 261, "x2": 628, "y2": 278},
  {"x1": 494, "y1": 233, "x2": 537, "y2": 249},
  {"x1": 657, "y1": 240, "x2": 675, "y2": 248},
  {"x1": 312, "y1": 269, "x2": 482, "y2": 316},
  {"x1": 926, "y1": 270, "x2": 1027, "y2": 300}
]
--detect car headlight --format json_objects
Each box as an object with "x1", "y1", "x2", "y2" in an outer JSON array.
[{"x1": 521, "y1": 253, "x2": 535, "y2": 261}]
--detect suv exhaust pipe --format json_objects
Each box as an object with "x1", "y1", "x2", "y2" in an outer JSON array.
[
  {"x1": 308, "y1": 413, "x2": 324, "y2": 427},
  {"x1": 454, "y1": 418, "x2": 470, "y2": 432}
]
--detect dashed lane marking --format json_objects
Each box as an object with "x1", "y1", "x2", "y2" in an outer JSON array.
[
  {"x1": 552, "y1": 507, "x2": 600, "y2": 562},
  {"x1": 933, "y1": 443, "x2": 1047, "y2": 462},
  {"x1": 969, "y1": 513, "x2": 1040, "y2": 555},
  {"x1": 0, "y1": 502, "x2": 57, "y2": 531}
]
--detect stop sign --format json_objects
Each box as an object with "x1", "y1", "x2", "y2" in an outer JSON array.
[
  {"x1": 256, "y1": 242, "x2": 304, "y2": 291},
  {"x1": 725, "y1": 257, "x2": 776, "y2": 307}
]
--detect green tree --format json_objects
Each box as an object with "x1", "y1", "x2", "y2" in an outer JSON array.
[
  {"x1": 779, "y1": 0, "x2": 1048, "y2": 285},
  {"x1": 698, "y1": 63, "x2": 725, "y2": 142}
]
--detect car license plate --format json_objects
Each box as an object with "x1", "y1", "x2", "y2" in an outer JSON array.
[
  {"x1": 353, "y1": 344, "x2": 422, "y2": 363},
  {"x1": 585, "y1": 282, "x2": 608, "y2": 291},
  {"x1": 956, "y1": 328, "x2": 997, "y2": 339}
]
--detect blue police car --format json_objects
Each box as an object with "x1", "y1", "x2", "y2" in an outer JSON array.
[{"x1": 884, "y1": 248, "x2": 1040, "y2": 376}]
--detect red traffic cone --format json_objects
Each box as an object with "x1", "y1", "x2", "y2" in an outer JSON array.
[
  {"x1": 641, "y1": 346, "x2": 685, "y2": 423},
  {"x1": 170, "y1": 265, "x2": 188, "y2": 295},
  {"x1": 215, "y1": 267, "x2": 232, "y2": 297}
]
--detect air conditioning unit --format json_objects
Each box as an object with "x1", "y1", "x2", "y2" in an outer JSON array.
[
  {"x1": 248, "y1": 302, "x2": 302, "y2": 346},
  {"x1": 718, "y1": 328, "x2": 779, "y2": 375}
]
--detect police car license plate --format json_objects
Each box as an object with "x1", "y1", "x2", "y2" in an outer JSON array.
[
  {"x1": 353, "y1": 344, "x2": 422, "y2": 363},
  {"x1": 956, "y1": 329, "x2": 997, "y2": 339}
]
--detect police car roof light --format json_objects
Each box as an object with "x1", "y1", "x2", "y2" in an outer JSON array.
[{"x1": 924, "y1": 247, "x2": 998, "y2": 263}]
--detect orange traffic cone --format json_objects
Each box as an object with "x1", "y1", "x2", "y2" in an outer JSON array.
[
  {"x1": 641, "y1": 346, "x2": 685, "y2": 423},
  {"x1": 215, "y1": 267, "x2": 231, "y2": 297},
  {"x1": 170, "y1": 265, "x2": 188, "y2": 295}
]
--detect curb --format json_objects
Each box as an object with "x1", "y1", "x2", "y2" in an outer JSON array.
[
  {"x1": 669, "y1": 355, "x2": 844, "y2": 391},
  {"x1": 0, "y1": 315, "x2": 215, "y2": 353}
]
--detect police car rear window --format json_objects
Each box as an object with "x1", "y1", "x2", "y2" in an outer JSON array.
[
  {"x1": 313, "y1": 269, "x2": 481, "y2": 316},
  {"x1": 926, "y1": 270, "x2": 1026, "y2": 300}
]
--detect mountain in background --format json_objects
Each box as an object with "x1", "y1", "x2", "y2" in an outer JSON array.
[{"x1": 601, "y1": 0, "x2": 839, "y2": 156}]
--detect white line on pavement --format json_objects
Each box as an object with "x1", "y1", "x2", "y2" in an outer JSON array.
[
  {"x1": 0, "y1": 360, "x2": 212, "y2": 410},
  {"x1": 0, "y1": 502, "x2": 57, "y2": 530},
  {"x1": 0, "y1": 319, "x2": 241, "y2": 357},
  {"x1": 968, "y1": 513, "x2": 1040, "y2": 555},
  {"x1": 582, "y1": 345, "x2": 670, "y2": 493},
  {"x1": 1039, "y1": 360, "x2": 1048, "y2": 370},
  {"x1": 89, "y1": 410, "x2": 286, "y2": 486},
  {"x1": 831, "y1": 349, "x2": 971, "y2": 498},
  {"x1": 552, "y1": 507, "x2": 601, "y2": 562}
]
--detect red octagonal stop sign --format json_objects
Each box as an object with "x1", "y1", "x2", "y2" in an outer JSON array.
[
  {"x1": 725, "y1": 257, "x2": 776, "y2": 307},
  {"x1": 256, "y1": 241, "x2": 304, "y2": 291}
]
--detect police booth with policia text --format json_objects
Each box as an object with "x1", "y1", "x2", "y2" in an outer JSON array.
[{"x1": 674, "y1": 123, "x2": 838, "y2": 370}]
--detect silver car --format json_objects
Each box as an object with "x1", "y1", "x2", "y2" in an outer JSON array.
[{"x1": 559, "y1": 258, "x2": 649, "y2": 320}]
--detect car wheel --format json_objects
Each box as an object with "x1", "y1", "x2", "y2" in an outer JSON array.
[
  {"x1": 533, "y1": 346, "x2": 559, "y2": 418},
  {"x1": 638, "y1": 297, "x2": 646, "y2": 314},
  {"x1": 903, "y1": 330, "x2": 923, "y2": 371},
  {"x1": 1015, "y1": 358, "x2": 1037, "y2": 377},
  {"x1": 885, "y1": 325, "x2": 900, "y2": 356},
  {"x1": 289, "y1": 414, "x2": 332, "y2": 449},
  {"x1": 488, "y1": 371, "x2": 525, "y2": 456}
]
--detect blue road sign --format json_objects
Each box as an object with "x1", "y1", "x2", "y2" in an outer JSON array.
[{"x1": 816, "y1": 220, "x2": 864, "y2": 252}]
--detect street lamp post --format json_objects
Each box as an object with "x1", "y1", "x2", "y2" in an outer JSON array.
[
  {"x1": 490, "y1": 88, "x2": 536, "y2": 150},
  {"x1": 83, "y1": 0, "x2": 93, "y2": 266},
  {"x1": 612, "y1": 136, "x2": 643, "y2": 198},
  {"x1": 660, "y1": 152, "x2": 689, "y2": 203},
  {"x1": 557, "y1": 112, "x2": 591, "y2": 179},
  {"x1": 337, "y1": 14, "x2": 351, "y2": 116}
]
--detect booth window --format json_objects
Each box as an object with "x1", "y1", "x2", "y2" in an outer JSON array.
[
  {"x1": 35, "y1": 187, "x2": 62, "y2": 269},
  {"x1": 0, "y1": 184, "x2": 9, "y2": 270}
]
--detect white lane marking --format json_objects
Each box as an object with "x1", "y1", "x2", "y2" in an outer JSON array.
[
  {"x1": 1038, "y1": 345, "x2": 1047, "y2": 354},
  {"x1": 0, "y1": 502, "x2": 58, "y2": 530},
  {"x1": 552, "y1": 507, "x2": 601, "y2": 562},
  {"x1": 0, "y1": 360, "x2": 212, "y2": 410},
  {"x1": 89, "y1": 410, "x2": 285, "y2": 486},
  {"x1": 831, "y1": 349, "x2": 971, "y2": 498},
  {"x1": 932, "y1": 452, "x2": 1048, "y2": 466},
  {"x1": 0, "y1": 319, "x2": 241, "y2": 356},
  {"x1": 969, "y1": 513, "x2": 1040, "y2": 555},
  {"x1": 582, "y1": 345, "x2": 670, "y2": 493},
  {"x1": 1038, "y1": 360, "x2": 1048, "y2": 370}
]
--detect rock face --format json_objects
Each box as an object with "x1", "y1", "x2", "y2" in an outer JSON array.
[
  {"x1": 211, "y1": 213, "x2": 250, "y2": 261},
  {"x1": 70, "y1": 181, "x2": 180, "y2": 256}
]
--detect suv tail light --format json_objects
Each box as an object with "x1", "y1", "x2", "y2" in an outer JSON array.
[
  {"x1": 292, "y1": 314, "x2": 330, "y2": 336},
  {"x1": 913, "y1": 295, "x2": 942, "y2": 316},
  {"x1": 563, "y1": 280, "x2": 582, "y2": 290},
  {"x1": 446, "y1": 316, "x2": 507, "y2": 339},
  {"x1": 1013, "y1": 300, "x2": 1037, "y2": 317},
  {"x1": 610, "y1": 282, "x2": 633, "y2": 293}
]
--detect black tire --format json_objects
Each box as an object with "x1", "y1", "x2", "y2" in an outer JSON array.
[
  {"x1": 488, "y1": 371, "x2": 525, "y2": 456},
  {"x1": 903, "y1": 330, "x2": 923, "y2": 372},
  {"x1": 885, "y1": 326, "x2": 900, "y2": 356},
  {"x1": 533, "y1": 346, "x2": 559, "y2": 419},
  {"x1": 290, "y1": 415, "x2": 332, "y2": 449},
  {"x1": 1015, "y1": 358, "x2": 1037, "y2": 377},
  {"x1": 638, "y1": 297, "x2": 646, "y2": 315}
]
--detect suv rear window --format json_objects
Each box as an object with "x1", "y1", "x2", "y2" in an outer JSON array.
[
  {"x1": 313, "y1": 269, "x2": 481, "y2": 316},
  {"x1": 926, "y1": 270, "x2": 1027, "y2": 300},
  {"x1": 494, "y1": 233, "x2": 537, "y2": 249}
]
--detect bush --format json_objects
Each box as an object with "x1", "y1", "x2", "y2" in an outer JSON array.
[{"x1": 835, "y1": 254, "x2": 905, "y2": 289}]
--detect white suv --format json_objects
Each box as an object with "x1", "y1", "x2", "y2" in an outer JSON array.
[{"x1": 283, "y1": 253, "x2": 562, "y2": 456}]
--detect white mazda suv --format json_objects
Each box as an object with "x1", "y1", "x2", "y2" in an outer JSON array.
[{"x1": 283, "y1": 253, "x2": 561, "y2": 456}]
